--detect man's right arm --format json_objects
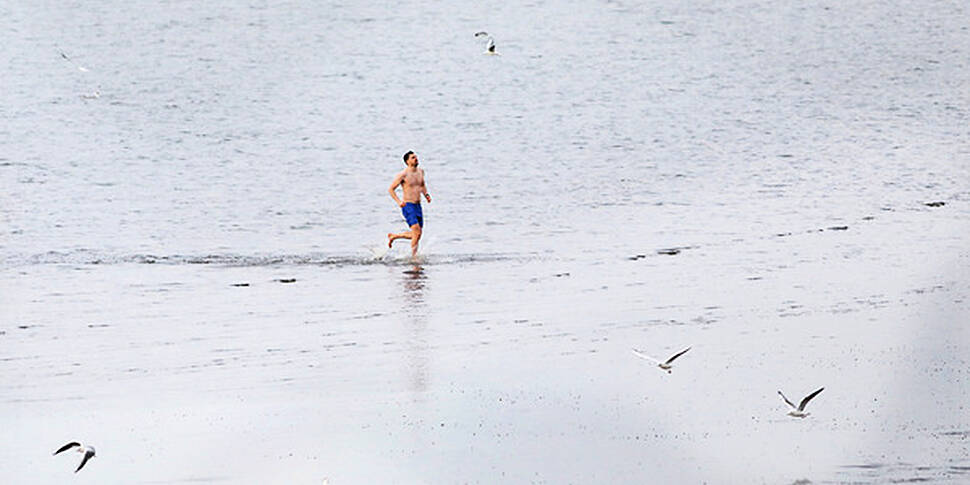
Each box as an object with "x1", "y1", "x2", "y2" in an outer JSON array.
[{"x1": 388, "y1": 173, "x2": 405, "y2": 207}]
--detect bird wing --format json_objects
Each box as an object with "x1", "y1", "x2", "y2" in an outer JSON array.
[
  {"x1": 474, "y1": 31, "x2": 489, "y2": 37},
  {"x1": 777, "y1": 390, "x2": 796, "y2": 409},
  {"x1": 631, "y1": 349, "x2": 661, "y2": 364},
  {"x1": 798, "y1": 387, "x2": 824, "y2": 411},
  {"x1": 75, "y1": 450, "x2": 95, "y2": 473},
  {"x1": 486, "y1": 37, "x2": 495, "y2": 51},
  {"x1": 57, "y1": 51, "x2": 89, "y2": 72},
  {"x1": 54, "y1": 442, "x2": 81, "y2": 455},
  {"x1": 664, "y1": 346, "x2": 691, "y2": 365}
]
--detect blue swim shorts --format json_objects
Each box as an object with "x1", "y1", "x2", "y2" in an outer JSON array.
[{"x1": 401, "y1": 202, "x2": 423, "y2": 227}]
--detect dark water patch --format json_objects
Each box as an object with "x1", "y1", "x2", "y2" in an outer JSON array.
[
  {"x1": 773, "y1": 223, "x2": 854, "y2": 239},
  {"x1": 87, "y1": 323, "x2": 110, "y2": 328},
  {"x1": 1, "y1": 355, "x2": 39, "y2": 362},
  {"x1": 924, "y1": 201, "x2": 945, "y2": 207},
  {"x1": 854, "y1": 295, "x2": 892, "y2": 309},
  {"x1": 907, "y1": 285, "x2": 946, "y2": 295},
  {"x1": 839, "y1": 462, "x2": 968, "y2": 483},
  {"x1": 637, "y1": 318, "x2": 697, "y2": 327},
  {"x1": 230, "y1": 282, "x2": 250, "y2": 287},
  {"x1": 540, "y1": 332, "x2": 571, "y2": 339},
  {"x1": 778, "y1": 304, "x2": 808, "y2": 318},
  {"x1": 657, "y1": 246, "x2": 695, "y2": 255},
  {"x1": 275, "y1": 278, "x2": 297, "y2": 283},
  {"x1": 351, "y1": 312, "x2": 384, "y2": 320},
  {"x1": 691, "y1": 315, "x2": 717, "y2": 325},
  {"x1": 322, "y1": 341, "x2": 357, "y2": 350},
  {"x1": 843, "y1": 463, "x2": 887, "y2": 470}
]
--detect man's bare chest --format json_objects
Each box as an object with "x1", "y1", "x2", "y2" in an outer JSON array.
[{"x1": 402, "y1": 172, "x2": 424, "y2": 187}]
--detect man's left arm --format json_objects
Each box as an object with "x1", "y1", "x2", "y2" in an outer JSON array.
[{"x1": 422, "y1": 169, "x2": 431, "y2": 203}]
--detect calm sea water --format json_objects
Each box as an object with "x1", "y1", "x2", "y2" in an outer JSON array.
[{"x1": 2, "y1": 0, "x2": 969, "y2": 483}]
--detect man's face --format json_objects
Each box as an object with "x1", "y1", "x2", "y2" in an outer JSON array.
[{"x1": 407, "y1": 153, "x2": 418, "y2": 167}]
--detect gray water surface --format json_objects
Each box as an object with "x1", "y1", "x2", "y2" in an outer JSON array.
[{"x1": 2, "y1": 0, "x2": 969, "y2": 483}]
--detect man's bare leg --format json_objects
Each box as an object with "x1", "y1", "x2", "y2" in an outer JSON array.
[
  {"x1": 409, "y1": 224, "x2": 422, "y2": 259},
  {"x1": 388, "y1": 231, "x2": 411, "y2": 247}
]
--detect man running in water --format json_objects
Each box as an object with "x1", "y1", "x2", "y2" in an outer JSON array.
[{"x1": 388, "y1": 151, "x2": 431, "y2": 258}]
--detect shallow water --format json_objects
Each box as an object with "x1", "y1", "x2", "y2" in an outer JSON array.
[{"x1": 2, "y1": 0, "x2": 969, "y2": 483}]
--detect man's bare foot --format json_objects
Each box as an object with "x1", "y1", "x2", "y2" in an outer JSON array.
[{"x1": 387, "y1": 233, "x2": 394, "y2": 248}]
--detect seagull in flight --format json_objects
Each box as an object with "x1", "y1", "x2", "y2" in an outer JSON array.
[
  {"x1": 474, "y1": 31, "x2": 498, "y2": 55},
  {"x1": 778, "y1": 387, "x2": 824, "y2": 418},
  {"x1": 631, "y1": 346, "x2": 691, "y2": 373},
  {"x1": 57, "y1": 49, "x2": 90, "y2": 72},
  {"x1": 53, "y1": 441, "x2": 96, "y2": 473}
]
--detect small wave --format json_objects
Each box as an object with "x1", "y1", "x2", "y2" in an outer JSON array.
[{"x1": 6, "y1": 249, "x2": 525, "y2": 268}]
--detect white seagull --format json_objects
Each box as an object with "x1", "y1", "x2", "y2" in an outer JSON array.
[
  {"x1": 778, "y1": 387, "x2": 824, "y2": 418},
  {"x1": 631, "y1": 346, "x2": 691, "y2": 373},
  {"x1": 474, "y1": 31, "x2": 498, "y2": 55},
  {"x1": 53, "y1": 441, "x2": 96, "y2": 473}
]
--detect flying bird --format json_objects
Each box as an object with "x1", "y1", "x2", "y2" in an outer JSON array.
[
  {"x1": 778, "y1": 387, "x2": 824, "y2": 418},
  {"x1": 53, "y1": 441, "x2": 96, "y2": 473},
  {"x1": 57, "y1": 50, "x2": 90, "y2": 72},
  {"x1": 474, "y1": 31, "x2": 498, "y2": 55},
  {"x1": 631, "y1": 346, "x2": 691, "y2": 373}
]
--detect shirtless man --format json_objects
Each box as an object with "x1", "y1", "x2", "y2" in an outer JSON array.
[{"x1": 388, "y1": 151, "x2": 431, "y2": 258}]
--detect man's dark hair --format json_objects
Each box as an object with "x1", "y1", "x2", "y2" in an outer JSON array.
[{"x1": 403, "y1": 151, "x2": 414, "y2": 163}]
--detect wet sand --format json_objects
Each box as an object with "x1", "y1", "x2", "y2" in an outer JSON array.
[{"x1": 4, "y1": 200, "x2": 969, "y2": 483}]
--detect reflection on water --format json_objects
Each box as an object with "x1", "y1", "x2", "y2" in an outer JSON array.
[
  {"x1": 399, "y1": 263, "x2": 429, "y2": 394},
  {"x1": 401, "y1": 264, "x2": 427, "y2": 305}
]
